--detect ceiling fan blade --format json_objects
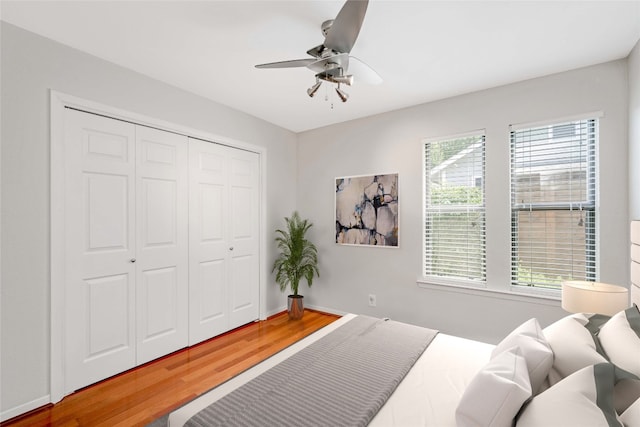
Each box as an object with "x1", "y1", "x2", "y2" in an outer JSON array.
[
  {"x1": 255, "y1": 58, "x2": 315, "y2": 69},
  {"x1": 348, "y1": 56, "x2": 382, "y2": 85},
  {"x1": 324, "y1": 0, "x2": 369, "y2": 54}
]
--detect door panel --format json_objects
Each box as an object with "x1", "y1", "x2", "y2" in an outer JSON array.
[
  {"x1": 85, "y1": 173, "x2": 129, "y2": 251},
  {"x1": 65, "y1": 109, "x2": 136, "y2": 393},
  {"x1": 200, "y1": 183, "x2": 225, "y2": 241},
  {"x1": 141, "y1": 178, "x2": 177, "y2": 247},
  {"x1": 136, "y1": 126, "x2": 188, "y2": 364},
  {"x1": 84, "y1": 131, "x2": 129, "y2": 161},
  {"x1": 140, "y1": 267, "x2": 178, "y2": 341},
  {"x1": 231, "y1": 186, "x2": 252, "y2": 239},
  {"x1": 188, "y1": 139, "x2": 229, "y2": 344},
  {"x1": 230, "y1": 255, "x2": 255, "y2": 312},
  {"x1": 85, "y1": 274, "x2": 130, "y2": 358},
  {"x1": 228, "y1": 150, "x2": 260, "y2": 329},
  {"x1": 198, "y1": 260, "x2": 226, "y2": 321}
]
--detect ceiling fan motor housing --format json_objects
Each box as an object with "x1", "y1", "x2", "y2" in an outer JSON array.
[{"x1": 321, "y1": 19, "x2": 334, "y2": 37}]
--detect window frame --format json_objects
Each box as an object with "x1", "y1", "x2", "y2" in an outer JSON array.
[
  {"x1": 422, "y1": 131, "x2": 487, "y2": 288},
  {"x1": 509, "y1": 118, "x2": 598, "y2": 291}
]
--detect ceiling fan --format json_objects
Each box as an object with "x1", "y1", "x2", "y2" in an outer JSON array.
[{"x1": 255, "y1": 0, "x2": 382, "y2": 102}]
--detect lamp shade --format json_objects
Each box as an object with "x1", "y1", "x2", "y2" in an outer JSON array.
[{"x1": 561, "y1": 281, "x2": 629, "y2": 316}]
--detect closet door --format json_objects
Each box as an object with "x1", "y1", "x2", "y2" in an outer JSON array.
[
  {"x1": 189, "y1": 139, "x2": 229, "y2": 343},
  {"x1": 188, "y1": 139, "x2": 260, "y2": 344},
  {"x1": 63, "y1": 109, "x2": 189, "y2": 392},
  {"x1": 64, "y1": 109, "x2": 137, "y2": 393},
  {"x1": 135, "y1": 126, "x2": 189, "y2": 364},
  {"x1": 227, "y1": 148, "x2": 260, "y2": 330}
]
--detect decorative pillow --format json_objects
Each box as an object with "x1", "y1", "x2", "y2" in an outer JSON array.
[
  {"x1": 542, "y1": 313, "x2": 608, "y2": 385},
  {"x1": 456, "y1": 347, "x2": 532, "y2": 427},
  {"x1": 619, "y1": 397, "x2": 640, "y2": 426},
  {"x1": 491, "y1": 318, "x2": 553, "y2": 395},
  {"x1": 599, "y1": 305, "x2": 640, "y2": 377},
  {"x1": 517, "y1": 363, "x2": 622, "y2": 427}
]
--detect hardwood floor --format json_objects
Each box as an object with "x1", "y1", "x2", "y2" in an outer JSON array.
[{"x1": 2, "y1": 310, "x2": 339, "y2": 427}]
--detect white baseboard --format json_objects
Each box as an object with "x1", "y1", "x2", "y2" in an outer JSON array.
[
  {"x1": 1, "y1": 395, "x2": 50, "y2": 422},
  {"x1": 266, "y1": 304, "x2": 346, "y2": 318},
  {"x1": 265, "y1": 305, "x2": 287, "y2": 318},
  {"x1": 304, "y1": 304, "x2": 347, "y2": 317}
]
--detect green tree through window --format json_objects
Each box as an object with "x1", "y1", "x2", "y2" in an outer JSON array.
[{"x1": 424, "y1": 134, "x2": 486, "y2": 283}]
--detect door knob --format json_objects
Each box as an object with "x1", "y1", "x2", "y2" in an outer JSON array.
[{"x1": 130, "y1": 258, "x2": 136, "y2": 263}]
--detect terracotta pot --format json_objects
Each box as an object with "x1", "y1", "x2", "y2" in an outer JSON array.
[{"x1": 288, "y1": 295, "x2": 304, "y2": 320}]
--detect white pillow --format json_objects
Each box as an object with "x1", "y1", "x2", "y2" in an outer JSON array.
[
  {"x1": 456, "y1": 347, "x2": 532, "y2": 427},
  {"x1": 543, "y1": 313, "x2": 608, "y2": 385},
  {"x1": 620, "y1": 397, "x2": 640, "y2": 426},
  {"x1": 517, "y1": 363, "x2": 622, "y2": 427},
  {"x1": 491, "y1": 318, "x2": 553, "y2": 395},
  {"x1": 599, "y1": 305, "x2": 640, "y2": 377},
  {"x1": 614, "y1": 378, "x2": 640, "y2": 415}
]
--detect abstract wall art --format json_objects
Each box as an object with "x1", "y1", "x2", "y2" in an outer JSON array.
[{"x1": 335, "y1": 173, "x2": 399, "y2": 247}]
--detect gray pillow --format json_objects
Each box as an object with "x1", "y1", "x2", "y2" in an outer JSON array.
[
  {"x1": 517, "y1": 363, "x2": 623, "y2": 427},
  {"x1": 542, "y1": 313, "x2": 608, "y2": 385}
]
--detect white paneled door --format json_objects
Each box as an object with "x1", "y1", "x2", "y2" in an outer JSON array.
[
  {"x1": 63, "y1": 109, "x2": 188, "y2": 393},
  {"x1": 227, "y1": 148, "x2": 260, "y2": 330},
  {"x1": 135, "y1": 126, "x2": 189, "y2": 364},
  {"x1": 60, "y1": 106, "x2": 260, "y2": 394},
  {"x1": 64, "y1": 109, "x2": 137, "y2": 392},
  {"x1": 188, "y1": 139, "x2": 260, "y2": 345}
]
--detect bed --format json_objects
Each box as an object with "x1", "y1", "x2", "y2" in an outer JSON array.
[{"x1": 163, "y1": 222, "x2": 640, "y2": 427}]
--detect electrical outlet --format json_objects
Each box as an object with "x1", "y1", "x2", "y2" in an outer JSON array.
[{"x1": 368, "y1": 294, "x2": 377, "y2": 307}]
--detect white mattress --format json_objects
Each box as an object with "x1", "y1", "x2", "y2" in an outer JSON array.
[
  {"x1": 370, "y1": 332, "x2": 493, "y2": 426},
  {"x1": 169, "y1": 314, "x2": 493, "y2": 427}
]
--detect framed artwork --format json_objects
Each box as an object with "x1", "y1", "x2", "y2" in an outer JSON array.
[{"x1": 335, "y1": 173, "x2": 399, "y2": 247}]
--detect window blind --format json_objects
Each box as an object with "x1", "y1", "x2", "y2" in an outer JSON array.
[
  {"x1": 424, "y1": 134, "x2": 486, "y2": 283},
  {"x1": 510, "y1": 119, "x2": 597, "y2": 289}
]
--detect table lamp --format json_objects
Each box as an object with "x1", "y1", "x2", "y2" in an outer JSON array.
[{"x1": 561, "y1": 280, "x2": 629, "y2": 315}]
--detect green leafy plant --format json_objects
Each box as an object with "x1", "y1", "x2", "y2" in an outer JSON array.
[
  {"x1": 515, "y1": 263, "x2": 562, "y2": 289},
  {"x1": 272, "y1": 211, "x2": 319, "y2": 296},
  {"x1": 430, "y1": 186, "x2": 483, "y2": 205}
]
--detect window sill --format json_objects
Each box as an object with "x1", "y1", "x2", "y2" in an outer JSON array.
[{"x1": 416, "y1": 278, "x2": 561, "y2": 307}]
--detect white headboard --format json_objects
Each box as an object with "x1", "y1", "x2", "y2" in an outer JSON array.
[{"x1": 631, "y1": 221, "x2": 640, "y2": 307}]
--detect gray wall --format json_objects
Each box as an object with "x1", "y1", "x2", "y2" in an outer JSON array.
[
  {"x1": 297, "y1": 60, "x2": 629, "y2": 344},
  {"x1": 630, "y1": 39, "x2": 640, "y2": 220},
  {"x1": 0, "y1": 22, "x2": 297, "y2": 416}
]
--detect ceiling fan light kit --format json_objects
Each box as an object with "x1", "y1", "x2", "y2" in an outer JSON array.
[
  {"x1": 335, "y1": 84, "x2": 349, "y2": 103},
  {"x1": 307, "y1": 79, "x2": 322, "y2": 98},
  {"x1": 255, "y1": 0, "x2": 381, "y2": 103}
]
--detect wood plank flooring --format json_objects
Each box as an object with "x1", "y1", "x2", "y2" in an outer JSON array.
[{"x1": 2, "y1": 310, "x2": 339, "y2": 427}]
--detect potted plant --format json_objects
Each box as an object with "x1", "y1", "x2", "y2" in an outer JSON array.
[{"x1": 272, "y1": 211, "x2": 320, "y2": 320}]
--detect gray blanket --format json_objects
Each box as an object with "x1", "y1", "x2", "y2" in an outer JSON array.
[{"x1": 184, "y1": 315, "x2": 438, "y2": 427}]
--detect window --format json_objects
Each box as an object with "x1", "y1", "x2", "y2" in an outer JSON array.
[
  {"x1": 510, "y1": 119, "x2": 597, "y2": 290},
  {"x1": 424, "y1": 133, "x2": 486, "y2": 284}
]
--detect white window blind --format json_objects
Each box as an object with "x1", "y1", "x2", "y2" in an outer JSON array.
[
  {"x1": 424, "y1": 134, "x2": 486, "y2": 284},
  {"x1": 510, "y1": 119, "x2": 597, "y2": 289}
]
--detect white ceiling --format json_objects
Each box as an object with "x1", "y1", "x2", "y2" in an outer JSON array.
[{"x1": 2, "y1": 1, "x2": 640, "y2": 133}]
